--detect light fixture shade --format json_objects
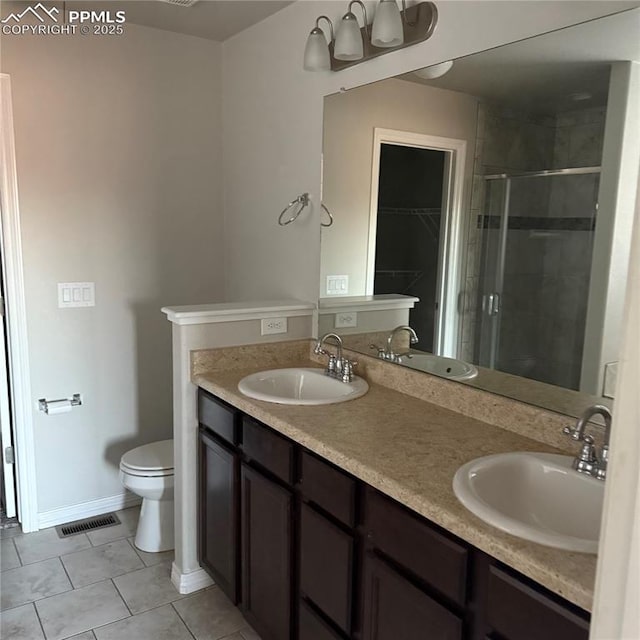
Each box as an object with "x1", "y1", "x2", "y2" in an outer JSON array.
[
  {"x1": 413, "y1": 60, "x2": 454, "y2": 80},
  {"x1": 334, "y1": 13, "x2": 364, "y2": 61},
  {"x1": 371, "y1": 0, "x2": 404, "y2": 48},
  {"x1": 303, "y1": 28, "x2": 330, "y2": 71}
]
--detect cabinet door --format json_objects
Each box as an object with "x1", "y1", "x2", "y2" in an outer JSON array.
[
  {"x1": 486, "y1": 566, "x2": 589, "y2": 640},
  {"x1": 300, "y1": 503, "x2": 353, "y2": 634},
  {"x1": 299, "y1": 600, "x2": 344, "y2": 640},
  {"x1": 361, "y1": 553, "x2": 462, "y2": 640},
  {"x1": 241, "y1": 463, "x2": 292, "y2": 640},
  {"x1": 198, "y1": 428, "x2": 240, "y2": 604}
]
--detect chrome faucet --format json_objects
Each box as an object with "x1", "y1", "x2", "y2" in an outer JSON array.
[
  {"x1": 371, "y1": 325, "x2": 419, "y2": 363},
  {"x1": 563, "y1": 404, "x2": 612, "y2": 480},
  {"x1": 314, "y1": 333, "x2": 357, "y2": 382}
]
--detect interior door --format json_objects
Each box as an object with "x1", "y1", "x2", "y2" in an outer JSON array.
[{"x1": 0, "y1": 276, "x2": 16, "y2": 518}]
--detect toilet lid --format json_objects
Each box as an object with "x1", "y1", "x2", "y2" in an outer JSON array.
[{"x1": 121, "y1": 439, "x2": 173, "y2": 472}]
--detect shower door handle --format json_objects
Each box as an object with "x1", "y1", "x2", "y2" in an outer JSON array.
[{"x1": 482, "y1": 293, "x2": 501, "y2": 316}]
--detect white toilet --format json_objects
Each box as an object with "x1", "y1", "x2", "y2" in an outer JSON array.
[{"x1": 119, "y1": 439, "x2": 175, "y2": 553}]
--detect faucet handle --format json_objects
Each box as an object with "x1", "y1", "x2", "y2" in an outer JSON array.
[
  {"x1": 341, "y1": 359, "x2": 358, "y2": 383},
  {"x1": 369, "y1": 344, "x2": 387, "y2": 359},
  {"x1": 596, "y1": 444, "x2": 609, "y2": 480},
  {"x1": 563, "y1": 425, "x2": 583, "y2": 441},
  {"x1": 314, "y1": 341, "x2": 328, "y2": 356}
]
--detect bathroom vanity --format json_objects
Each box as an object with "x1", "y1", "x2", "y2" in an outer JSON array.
[{"x1": 192, "y1": 345, "x2": 594, "y2": 640}]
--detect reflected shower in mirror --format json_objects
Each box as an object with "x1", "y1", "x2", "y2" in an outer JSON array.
[{"x1": 319, "y1": 9, "x2": 640, "y2": 416}]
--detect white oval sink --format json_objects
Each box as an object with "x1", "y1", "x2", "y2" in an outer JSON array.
[
  {"x1": 453, "y1": 452, "x2": 604, "y2": 553},
  {"x1": 238, "y1": 367, "x2": 369, "y2": 405},
  {"x1": 397, "y1": 353, "x2": 478, "y2": 380}
]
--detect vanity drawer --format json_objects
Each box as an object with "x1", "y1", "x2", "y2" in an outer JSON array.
[
  {"x1": 241, "y1": 416, "x2": 294, "y2": 484},
  {"x1": 364, "y1": 487, "x2": 468, "y2": 606},
  {"x1": 487, "y1": 566, "x2": 589, "y2": 640},
  {"x1": 198, "y1": 389, "x2": 238, "y2": 446},
  {"x1": 300, "y1": 503, "x2": 354, "y2": 634},
  {"x1": 300, "y1": 451, "x2": 356, "y2": 526}
]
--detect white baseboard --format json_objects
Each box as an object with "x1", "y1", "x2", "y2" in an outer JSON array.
[
  {"x1": 38, "y1": 493, "x2": 142, "y2": 530},
  {"x1": 171, "y1": 562, "x2": 214, "y2": 594}
]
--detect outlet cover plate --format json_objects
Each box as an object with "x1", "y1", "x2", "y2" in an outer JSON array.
[
  {"x1": 261, "y1": 317, "x2": 288, "y2": 336},
  {"x1": 335, "y1": 311, "x2": 357, "y2": 328}
]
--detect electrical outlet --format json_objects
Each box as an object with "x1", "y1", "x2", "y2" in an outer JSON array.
[
  {"x1": 335, "y1": 312, "x2": 357, "y2": 328},
  {"x1": 261, "y1": 317, "x2": 288, "y2": 335}
]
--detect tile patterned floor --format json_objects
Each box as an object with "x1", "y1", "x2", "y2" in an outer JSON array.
[{"x1": 0, "y1": 507, "x2": 260, "y2": 640}]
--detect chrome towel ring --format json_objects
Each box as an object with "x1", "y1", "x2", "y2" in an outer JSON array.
[
  {"x1": 321, "y1": 204, "x2": 334, "y2": 227},
  {"x1": 277, "y1": 193, "x2": 334, "y2": 227},
  {"x1": 278, "y1": 193, "x2": 310, "y2": 226}
]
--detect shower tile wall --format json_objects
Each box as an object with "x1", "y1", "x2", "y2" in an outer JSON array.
[{"x1": 460, "y1": 104, "x2": 605, "y2": 391}]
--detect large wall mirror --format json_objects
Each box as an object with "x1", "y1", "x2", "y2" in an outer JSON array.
[{"x1": 319, "y1": 9, "x2": 640, "y2": 417}]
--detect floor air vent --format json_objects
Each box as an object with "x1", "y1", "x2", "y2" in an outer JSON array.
[{"x1": 56, "y1": 513, "x2": 121, "y2": 538}]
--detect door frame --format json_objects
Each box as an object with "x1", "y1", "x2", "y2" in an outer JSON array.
[
  {"x1": 0, "y1": 73, "x2": 38, "y2": 532},
  {"x1": 367, "y1": 128, "x2": 467, "y2": 357}
]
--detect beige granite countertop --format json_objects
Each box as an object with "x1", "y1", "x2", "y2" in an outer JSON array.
[{"x1": 192, "y1": 355, "x2": 597, "y2": 612}]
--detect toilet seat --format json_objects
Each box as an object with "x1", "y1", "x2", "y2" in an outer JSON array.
[
  {"x1": 120, "y1": 439, "x2": 174, "y2": 477},
  {"x1": 120, "y1": 462, "x2": 174, "y2": 478}
]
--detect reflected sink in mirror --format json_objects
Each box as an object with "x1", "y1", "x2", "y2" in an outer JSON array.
[
  {"x1": 453, "y1": 452, "x2": 604, "y2": 553},
  {"x1": 238, "y1": 368, "x2": 369, "y2": 405},
  {"x1": 397, "y1": 353, "x2": 478, "y2": 381}
]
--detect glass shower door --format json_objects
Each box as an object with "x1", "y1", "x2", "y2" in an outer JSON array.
[
  {"x1": 476, "y1": 169, "x2": 599, "y2": 389},
  {"x1": 476, "y1": 177, "x2": 509, "y2": 370}
]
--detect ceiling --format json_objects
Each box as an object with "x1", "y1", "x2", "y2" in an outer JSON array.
[
  {"x1": 32, "y1": 0, "x2": 295, "y2": 41},
  {"x1": 400, "y1": 9, "x2": 640, "y2": 114}
]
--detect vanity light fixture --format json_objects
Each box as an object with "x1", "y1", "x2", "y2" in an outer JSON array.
[
  {"x1": 304, "y1": 1, "x2": 438, "y2": 72},
  {"x1": 371, "y1": 0, "x2": 404, "y2": 48},
  {"x1": 412, "y1": 59, "x2": 454, "y2": 79},
  {"x1": 303, "y1": 16, "x2": 334, "y2": 71},
  {"x1": 335, "y1": 1, "x2": 369, "y2": 61}
]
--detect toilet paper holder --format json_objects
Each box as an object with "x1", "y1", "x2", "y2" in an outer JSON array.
[{"x1": 38, "y1": 393, "x2": 82, "y2": 414}]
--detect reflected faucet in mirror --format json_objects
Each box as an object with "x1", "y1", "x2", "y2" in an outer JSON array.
[{"x1": 370, "y1": 325, "x2": 419, "y2": 362}]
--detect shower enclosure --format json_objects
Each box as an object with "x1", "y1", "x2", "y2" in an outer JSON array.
[{"x1": 475, "y1": 167, "x2": 600, "y2": 391}]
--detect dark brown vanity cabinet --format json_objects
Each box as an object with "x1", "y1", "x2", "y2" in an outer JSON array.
[
  {"x1": 198, "y1": 427, "x2": 240, "y2": 604},
  {"x1": 361, "y1": 487, "x2": 465, "y2": 640},
  {"x1": 198, "y1": 390, "x2": 294, "y2": 640},
  {"x1": 198, "y1": 391, "x2": 241, "y2": 604},
  {"x1": 298, "y1": 451, "x2": 357, "y2": 639},
  {"x1": 241, "y1": 463, "x2": 293, "y2": 640},
  {"x1": 197, "y1": 388, "x2": 590, "y2": 640},
  {"x1": 485, "y1": 566, "x2": 589, "y2": 640},
  {"x1": 362, "y1": 552, "x2": 463, "y2": 640}
]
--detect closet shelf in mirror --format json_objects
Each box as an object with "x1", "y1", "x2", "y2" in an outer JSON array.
[
  {"x1": 378, "y1": 207, "x2": 441, "y2": 216},
  {"x1": 375, "y1": 270, "x2": 423, "y2": 276},
  {"x1": 478, "y1": 215, "x2": 597, "y2": 231}
]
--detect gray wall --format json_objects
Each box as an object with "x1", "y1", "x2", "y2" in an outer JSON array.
[{"x1": 2, "y1": 22, "x2": 224, "y2": 517}]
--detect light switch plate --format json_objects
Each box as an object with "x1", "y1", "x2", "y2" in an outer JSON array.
[
  {"x1": 261, "y1": 317, "x2": 287, "y2": 335},
  {"x1": 326, "y1": 275, "x2": 349, "y2": 296},
  {"x1": 58, "y1": 282, "x2": 95, "y2": 308},
  {"x1": 335, "y1": 311, "x2": 357, "y2": 328}
]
